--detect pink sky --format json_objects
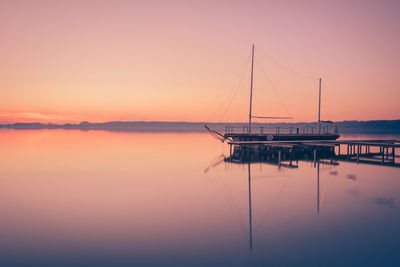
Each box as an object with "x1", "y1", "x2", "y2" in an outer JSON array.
[{"x1": 1, "y1": 0, "x2": 399, "y2": 123}]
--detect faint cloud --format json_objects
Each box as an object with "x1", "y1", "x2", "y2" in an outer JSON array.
[{"x1": 0, "y1": 110, "x2": 78, "y2": 124}]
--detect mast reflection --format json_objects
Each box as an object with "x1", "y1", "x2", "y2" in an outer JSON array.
[
  {"x1": 223, "y1": 149, "x2": 336, "y2": 250},
  {"x1": 248, "y1": 163, "x2": 253, "y2": 251}
]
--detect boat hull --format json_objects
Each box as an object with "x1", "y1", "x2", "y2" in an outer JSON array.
[{"x1": 225, "y1": 133, "x2": 340, "y2": 141}]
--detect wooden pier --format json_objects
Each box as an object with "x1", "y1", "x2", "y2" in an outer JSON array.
[{"x1": 226, "y1": 139, "x2": 400, "y2": 167}]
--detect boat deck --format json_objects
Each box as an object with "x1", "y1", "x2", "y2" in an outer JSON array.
[{"x1": 224, "y1": 133, "x2": 340, "y2": 141}]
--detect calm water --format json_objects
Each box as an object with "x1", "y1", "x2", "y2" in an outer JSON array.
[{"x1": 1, "y1": 130, "x2": 400, "y2": 266}]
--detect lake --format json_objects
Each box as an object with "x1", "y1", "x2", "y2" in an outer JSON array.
[{"x1": 1, "y1": 130, "x2": 399, "y2": 266}]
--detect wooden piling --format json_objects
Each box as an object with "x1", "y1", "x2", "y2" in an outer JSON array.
[
  {"x1": 382, "y1": 146, "x2": 385, "y2": 162},
  {"x1": 392, "y1": 145, "x2": 395, "y2": 164},
  {"x1": 278, "y1": 150, "x2": 281, "y2": 167},
  {"x1": 314, "y1": 149, "x2": 317, "y2": 163}
]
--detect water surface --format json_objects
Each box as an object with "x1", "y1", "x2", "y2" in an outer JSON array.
[{"x1": 0, "y1": 130, "x2": 399, "y2": 266}]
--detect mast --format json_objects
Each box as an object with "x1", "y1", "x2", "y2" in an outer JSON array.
[
  {"x1": 248, "y1": 44, "x2": 255, "y2": 133},
  {"x1": 318, "y1": 78, "x2": 321, "y2": 134}
]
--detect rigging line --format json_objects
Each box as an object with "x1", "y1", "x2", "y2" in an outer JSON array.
[
  {"x1": 218, "y1": 174, "x2": 248, "y2": 236},
  {"x1": 204, "y1": 167, "x2": 247, "y2": 235},
  {"x1": 218, "y1": 55, "x2": 251, "y2": 122},
  {"x1": 209, "y1": 51, "x2": 251, "y2": 122},
  {"x1": 320, "y1": 167, "x2": 331, "y2": 209},
  {"x1": 255, "y1": 58, "x2": 293, "y2": 118},
  {"x1": 255, "y1": 47, "x2": 317, "y2": 80},
  {"x1": 221, "y1": 53, "x2": 250, "y2": 121},
  {"x1": 254, "y1": 174, "x2": 290, "y2": 229},
  {"x1": 322, "y1": 80, "x2": 334, "y2": 121},
  {"x1": 252, "y1": 116, "x2": 293, "y2": 119}
]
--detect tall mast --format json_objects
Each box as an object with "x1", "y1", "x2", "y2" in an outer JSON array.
[
  {"x1": 318, "y1": 78, "x2": 321, "y2": 134},
  {"x1": 248, "y1": 44, "x2": 255, "y2": 133}
]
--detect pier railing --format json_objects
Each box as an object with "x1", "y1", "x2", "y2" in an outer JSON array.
[{"x1": 225, "y1": 125, "x2": 338, "y2": 135}]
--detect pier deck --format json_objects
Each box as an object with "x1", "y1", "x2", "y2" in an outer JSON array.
[{"x1": 226, "y1": 139, "x2": 400, "y2": 167}]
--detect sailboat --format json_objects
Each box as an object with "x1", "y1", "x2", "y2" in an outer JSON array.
[{"x1": 205, "y1": 45, "x2": 340, "y2": 142}]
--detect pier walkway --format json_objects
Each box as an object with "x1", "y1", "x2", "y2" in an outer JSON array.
[{"x1": 226, "y1": 139, "x2": 400, "y2": 167}]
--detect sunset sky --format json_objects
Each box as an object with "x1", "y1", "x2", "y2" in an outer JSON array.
[{"x1": 1, "y1": 0, "x2": 399, "y2": 123}]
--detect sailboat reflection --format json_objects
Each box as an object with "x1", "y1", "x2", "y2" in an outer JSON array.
[
  {"x1": 222, "y1": 150, "x2": 336, "y2": 251},
  {"x1": 206, "y1": 144, "x2": 399, "y2": 251}
]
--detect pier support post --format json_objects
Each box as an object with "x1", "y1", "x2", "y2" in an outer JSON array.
[
  {"x1": 393, "y1": 146, "x2": 395, "y2": 164},
  {"x1": 278, "y1": 150, "x2": 281, "y2": 168},
  {"x1": 357, "y1": 145, "x2": 360, "y2": 164},
  {"x1": 314, "y1": 149, "x2": 317, "y2": 166},
  {"x1": 382, "y1": 146, "x2": 385, "y2": 162}
]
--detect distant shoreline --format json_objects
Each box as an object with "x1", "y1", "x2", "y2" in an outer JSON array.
[{"x1": 1, "y1": 120, "x2": 400, "y2": 134}]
